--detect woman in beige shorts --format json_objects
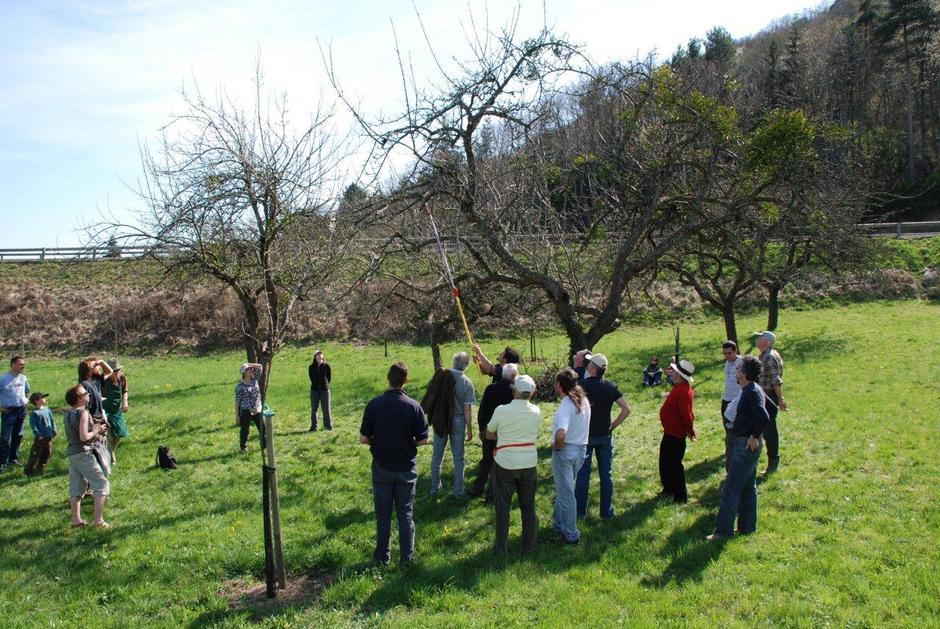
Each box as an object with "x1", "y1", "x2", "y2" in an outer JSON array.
[{"x1": 64, "y1": 384, "x2": 110, "y2": 528}]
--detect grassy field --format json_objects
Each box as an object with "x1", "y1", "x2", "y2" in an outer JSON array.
[{"x1": 2, "y1": 300, "x2": 938, "y2": 627}]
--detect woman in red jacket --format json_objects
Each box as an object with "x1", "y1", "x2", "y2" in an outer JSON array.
[{"x1": 659, "y1": 359, "x2": 696, "y2": 503}]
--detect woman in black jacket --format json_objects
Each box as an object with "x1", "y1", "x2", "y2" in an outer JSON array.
[{"x1": 308, "y1": 350, "x2": 332, "y2": 431}]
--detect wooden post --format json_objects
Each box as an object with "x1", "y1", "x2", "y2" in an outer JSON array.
[
  {"x1": 263, "y1": 414, "x2": 287, "y2": 588},
  {"x1": 896, "y1": 222, "x2": 902, "y2": 239},
  {"x1": 384, "y1": 338, "x2": 388, "y2": 358},
  {"x1": 529, "y1": 328, "x2": 536, "y2": 360}
]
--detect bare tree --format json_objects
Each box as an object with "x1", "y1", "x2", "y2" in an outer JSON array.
[
  {"x1": 92, "y1": 75, "x2": 356, "y2": 396},
  {"x1": 331, "y1": 14, "x2": 750, "y2": 355}
]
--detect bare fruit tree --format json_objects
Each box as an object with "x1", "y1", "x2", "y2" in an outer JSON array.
[{"x1": 92, "y1": 76, "x2": 356, "y2": 396}]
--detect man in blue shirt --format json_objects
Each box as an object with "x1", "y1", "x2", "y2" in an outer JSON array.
[
  {"x1": 0, "y1": 355, "x2": 30, "y2": 471},
  {"x1": 572, "y1": 351, "x2": 631, "y2": 520},
  {"x1": 359, "y1": 362, "x2": 430, "y2": 566},
  {"x1": 708, "y1": 354, "x2": 770, "y2": 540}
]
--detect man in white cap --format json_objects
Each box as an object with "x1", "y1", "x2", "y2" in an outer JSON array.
[
  {"x1": 659, "y1": 359, "x2": 696, "y2": 503},
  {"x1": 754, "y1": 331, "x2": 786, "y2": 474},
  {"x1": 486, "y1": 374, "x2": 541, "y2": 554},
  {"x1": 571, "y1": 350, "x2": 630, "y2": 519}
]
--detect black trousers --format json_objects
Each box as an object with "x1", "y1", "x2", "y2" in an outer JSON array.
[
  {"x1": 471, "y1": 438, "x2": 496, "y2": 498},
  {"x1": 493, "y1": 463, "x2": 538, "y2": 553},
  {"x1": 659, "y1": 434, "x2": 688, "y2": 503},
  {"x1": 239, "y1": 409, "x2": 262, "y2": 449},
  {"x1": 763, "y1": 391, "x2": 780, "y2": 460}
]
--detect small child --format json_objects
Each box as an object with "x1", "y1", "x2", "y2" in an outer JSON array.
[{"x1": 24, "y1": 392, "x2": 57, "y2": 476}]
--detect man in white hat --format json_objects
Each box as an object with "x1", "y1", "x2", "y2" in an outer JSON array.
[
  {"x1": 754, "y1": 331, "x2": 786, "y2": 474},
  {"x1": 486, "y1": 374, "x2": 541, "y2": 554},
  {"x1": 571, "y1": 350, "x2": 630, "y2": 520},
  {"x1": 658, "y1": 358, "x2": 696, "y2": 503}
]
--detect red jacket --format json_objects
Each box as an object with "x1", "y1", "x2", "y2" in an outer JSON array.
[{"x1": 659, "y1": 381, "x2": 695, "y2": 440}]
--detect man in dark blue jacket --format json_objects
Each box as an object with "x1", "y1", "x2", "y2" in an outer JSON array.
[
  {"x1": 708, "y1": 354, "x2": 770, "y2": 540},
  {"x1": 359, "y1": 362, "x2": 430, "y2": 565}
]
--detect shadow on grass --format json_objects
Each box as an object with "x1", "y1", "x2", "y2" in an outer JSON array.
[
  {"x1": 685, "y1": 455, "x2": 724, "y2": 484},
  {"x1": 132, "y1": 381, "x2": 230, "y2": 405},
  {"x1": 641, "y1": 513, "x2": 725, "y2": 587}
]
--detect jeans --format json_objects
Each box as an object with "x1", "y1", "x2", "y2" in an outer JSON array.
[
  {"x1": 238, "y1": 408, "x2": 262, "y2": 449},
  {"x1": 470, "y1": 438, "x2": 496, "y2": 499},
  {"x1": 552, "y1": 444, "x2": 586, "y2": 542},
  {"x1": 430, "y1": 415, "x2": 466, "y2": 496},
  {"x1": 24, "y1": 436, "x2": 53, "y2": 475},
  {"x1": 764, "y1": 392, "x2": 779, "y2": 460},
  {"x1": 371, "y1": 461, "x2": 417, "y2": 565},
  {"x1": 0, "y1": 406, "x2": 26, "y2": 465},
  {"x1": 493, "y1": 463, "x2": 538, "y2": 553},
  {"x1": 659, "y1": 434, "x2": 688, "y2": 503},
  {"x1": 310, "y1": 388, "x2": 332, "y2": 430},
  {"x1": 715, "y1": 436, "x2": 762, "y2": 536},
  {"x1": 721, "y1": 400, "x2": 732, "y2": 473},
  {"x1": 575, "y1": 433, "x2": 614, "y2": 518}
]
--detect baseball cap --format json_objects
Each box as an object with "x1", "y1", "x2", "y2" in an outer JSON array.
[{"x1": 513, "y1": 374, "x2": 536, "y2": 394}]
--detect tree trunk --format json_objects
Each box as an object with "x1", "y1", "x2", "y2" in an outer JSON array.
[
  {"x1": 722, "y1": 304, "x2": 738, "y2": 347},
  {"x1": 905, "y1": 43, "x2": 916, "y2": 182},
  {"x1": 428, "y1": 321, "x2": 444, "y2": 372},
  {"x1": 766, "y1": 283, "x2": 781, "y2": 332}
]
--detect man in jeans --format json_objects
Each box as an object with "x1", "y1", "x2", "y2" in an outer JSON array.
[
  {"x1": 573, "y1": 352, "x2": 630, "y2": 519},
  {"x1": 487, "y1": 374, "x2": 541, "y2": 554},
  {"x1": 359, "y1": 362, "x2": 430, "y2": 565},
  {"x1": 0, "y1": 356, "x2": 30, "y2": 472},
  {"x1": 468, "y1": 363, "x2": 517, "y2": 503},
  {"x1": 429, "y1": 352, "x2": 475, "y2": 497},
  {"x1": 755, "y1": 331, "x2": 787, "y2": 474},
  {"x1": 708, "y1": 354, "x2": 770, "y2": 541},
  {"x1": 308, "y1": 350, "x2": 332, "y2": 431}
]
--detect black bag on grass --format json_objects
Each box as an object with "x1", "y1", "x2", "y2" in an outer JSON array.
[{"x1": 156, "y1": 446, "x2": 177, "y2": 470}]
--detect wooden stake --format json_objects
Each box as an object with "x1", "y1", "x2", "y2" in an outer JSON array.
[{"x1": 263, "y1": 414, "x2": 287, "y2": 588}]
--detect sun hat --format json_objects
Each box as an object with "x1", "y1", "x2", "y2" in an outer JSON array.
[
  {"x1": 239, "y1": 363, "x2": 253, "y2": 375},
  {"x1": 668, "y1": 359, "x2": 695, "y2": 383},
  {"x1": 107, "y1": 359, "x2": 122, "y2": 371},
  {"x1": 753, "y1": 331, "x2": 776, "y2": 345},
  {"x1": 589, "y1": 353, "x2": 609, "y2": 369}
]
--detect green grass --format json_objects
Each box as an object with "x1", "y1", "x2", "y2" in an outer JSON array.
[{"x1": 2, "y1": 300, "x2": 938, "y2": 627}]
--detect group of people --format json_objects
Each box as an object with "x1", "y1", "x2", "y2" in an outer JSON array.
[
  {"x1": 0, "y1": 355, "x2": 131, "y2": 528},
  {"x1": 357, "y1": 333, "x2": 787, "y2": 563}
]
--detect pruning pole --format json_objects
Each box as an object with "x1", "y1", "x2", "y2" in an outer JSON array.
[{"x1": 426, "y1": 205, "x2": 477, "y2": 361}]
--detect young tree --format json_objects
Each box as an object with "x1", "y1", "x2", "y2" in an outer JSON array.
[{"x1": 92, "y1": 79, "x2": 355, "y2": 396}]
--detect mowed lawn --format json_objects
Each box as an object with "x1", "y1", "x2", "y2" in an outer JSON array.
[{"x1": 2, "y1": 301, "x2": 938, "y2": 627}]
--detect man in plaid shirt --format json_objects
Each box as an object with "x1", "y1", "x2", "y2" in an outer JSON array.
[{"x1": 755, "y1": 331, "x2": 787, "y2": 474}]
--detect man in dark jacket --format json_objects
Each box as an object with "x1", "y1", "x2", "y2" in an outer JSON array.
[
  {"x1": 359, "y1": 362, "x2": 430, "y2": 565},
  {"x1": 308, "y1": 350, "x2": 332, "y2": 431},
  {"x1": 468, "y1": 363, "x2": 518, "y2": 502},
  {"x1": 708, "y1": 354, "x2": 770, "y2": 540}
]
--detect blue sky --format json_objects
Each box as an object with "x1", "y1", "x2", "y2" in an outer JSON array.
[{"x1": 0, "y1": 0, "x2": 830, "y2": 248}]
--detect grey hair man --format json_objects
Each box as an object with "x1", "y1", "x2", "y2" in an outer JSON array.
[
  {"x1": 754, "y1": 331, "x2": 787, "y2": 474},
  {"x1": 429, "y1": 352, "x2": 477, "y2": 497}
]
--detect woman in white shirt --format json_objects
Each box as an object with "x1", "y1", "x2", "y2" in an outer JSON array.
[{"x1": 551, "y1": 367, "x2": 592, "y2": 544}]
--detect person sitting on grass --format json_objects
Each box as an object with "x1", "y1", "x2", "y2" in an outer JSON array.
[
  {"x1": 235, "y1": 363, "x2": 264, "y2": 453},
  {"x1": 64, "y1": 384, "x2": 110, "y2": 528},
  {"x1": 708, "y1": 354, "x2": 770, "y2": 541},
  {"x1": 24, "y1": 391, "x2": 56, "y2": 476},
  {"x1": 642, "y1": 356, "x2": 663, "y2": 387}
]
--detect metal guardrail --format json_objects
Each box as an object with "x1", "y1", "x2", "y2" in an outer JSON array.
[
  {"x1": 0, "y1": 245, "x2": 178, "y2": 261},
  {"x1": 1, "y1": 221, "x2": 938, "y2": 261},
  {"x1": 858, "y1": 221, "x2": 940, "y2": 238}
]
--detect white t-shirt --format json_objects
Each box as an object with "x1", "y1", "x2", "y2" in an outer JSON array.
[
  {"x1": 552, "y1": 396, "x2": 590, "y2": 446},
  {"x1": 723, "y1": 356, "x2": 743, "y2": 402},
  {"x1": 487, "y1": 399, "x2": 541, "y2": 470}
]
